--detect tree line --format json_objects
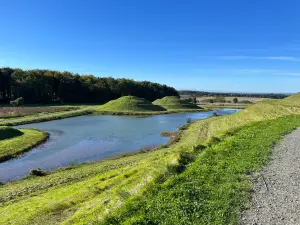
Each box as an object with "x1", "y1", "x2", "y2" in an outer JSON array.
[
  {"x1": 0, "y1": 68, "x2": 179, "y2": 104},
  {"x1": 179, "y1": 90, "x2": 289, "y2": 99}
]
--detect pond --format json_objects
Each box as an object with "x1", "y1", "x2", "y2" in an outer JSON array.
[{"x1": 0, "y1": 109, "x2": 239, "y2": 182}]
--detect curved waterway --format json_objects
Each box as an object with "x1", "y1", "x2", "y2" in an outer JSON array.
[{"x1": 0, "y1": 109, "x2": 239, "y2": 182}]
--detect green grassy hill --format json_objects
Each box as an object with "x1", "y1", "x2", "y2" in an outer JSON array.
[
  {"x1": 97, "y1": 96, "x2": 166, "y2": 112},
  {"x1": 153, "y1": 96, "x2": 200, "y2": 110}
]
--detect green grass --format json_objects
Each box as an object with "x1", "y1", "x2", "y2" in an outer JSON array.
[
  {"x1": 100, "y1": 115, "x2": 300, "y2": 225},
  {"x1": 0, "y1": 129, "x2": 49, "y2": 163},
  {"x1": 0, "y1": 107, "x2": 94, "y2": 126},
  {"x1": 97, "y1": 96, "x2": 166, "y2": 112},
  {"x1": 1, "y1": 94, "x2": 300, "y2": 224},
  {"x1": 153, "y1": 96, "x2": 200, "y2": 110},
  {"x1": 0, "y1": 126, "x2": 23, "y2": 140}
]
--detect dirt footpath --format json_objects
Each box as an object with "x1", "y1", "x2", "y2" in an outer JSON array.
[{"x1": 241, "y1": 128, "x2": 300, "y2": 225}]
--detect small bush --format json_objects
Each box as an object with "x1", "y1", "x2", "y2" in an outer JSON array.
[
  {"x1": 178, "y1": 151, "x2": 196, "y2": 167},
  {"x1": 166, "y1": 151, "x2": 197, "y2": 175},
  {"x1": 30, "y1": 168, "x2": 46, "y2": 176},
  {"x1": 233, "y1": 97, "x2": 238, "y2": 103},
  {"x1": 179, "y1": 124, "x2": 189, "y2": 131},
  {"x1": 166, "y1": 164, "x2": 182, "y2": 174},
  {"x1": 239, "y1": 100, "x2": 253, "y2": 104},
  {"x1": 209, "y1": 136, "x2": 221, "y2": 145},
  {"x1": 10, "y1": 97, "x2": 24, "y2": 107},
  {"x1": 186, "y1": 118, "x2": 192, "y2": 123},
  {"x1": 213, "y1": 96, "x2": 226, "y2": 103},
  {"x1": 192, "y1": 144, "x2": 207, "y2": 152},
  {"x1": 212, "y1": 112, "x2": 219, "y2": 117}
]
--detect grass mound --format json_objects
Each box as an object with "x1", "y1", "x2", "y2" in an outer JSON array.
[
  {"x1": 153, "y1": 96, "x2": 200, "y2": 110},
  {"x1": 0, "y1": 129, "x2": 48, "y2": 162},
  {"x1": 0, "y1": 126, "x2": 23, "y2": 140},
  {"x1": 97, "y1": 96, "x2": 166, "y2": 112}
]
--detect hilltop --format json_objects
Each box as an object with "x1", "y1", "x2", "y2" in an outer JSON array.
[
  {"x1": 153, "y1": 96, "x2": 200, "y2": 110},
  {"x1": 97, "y1": 96, "x2": 166, "y2": 112}
]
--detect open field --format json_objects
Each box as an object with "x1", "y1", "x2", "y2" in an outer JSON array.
[
  {"x1": 0, "y1": 129, "x2": 48, "y2": 162},
  {"x1": 1, "y1": 94, "x2": 300, "y2": 224},
  {"x1": 0, "y1": 106, "x2": 80, "y2": 119},
  {"x1": 202, "y1": 103, "x2": 249, "y2": 109},
  {"x1": 196, "y1": 96, "x2": 269, "y2": 103},
  {"x1": 0, "y1": 107, "x2": 95, "y2": 126}
]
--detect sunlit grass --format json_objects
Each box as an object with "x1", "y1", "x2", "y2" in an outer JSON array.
[
  {"x1": 0, "y1": 129, "x2": 48, "y2": 162},
  {"x1": 1, "y1": 94, "x2": 300, "y2": 224},
  {"x1": 101, "y1": 115, "x2": 300, "y2": 224}
]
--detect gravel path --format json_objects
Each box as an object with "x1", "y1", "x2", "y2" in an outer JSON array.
[{"x1": 241, "y1": 128, "x2": 300, "y2": 225}]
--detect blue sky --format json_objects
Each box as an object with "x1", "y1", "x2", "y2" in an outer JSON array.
[{"x1": 0, "y1": 0, "x2": 300, "y2": 93}]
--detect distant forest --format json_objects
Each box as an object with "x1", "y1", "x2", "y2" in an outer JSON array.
[
  {"x1": 0, "y1": 68, "x2": 179, "y2": 104},
  {"x1": 179, "y1": 90, "x2": 289, "y2": 99}
]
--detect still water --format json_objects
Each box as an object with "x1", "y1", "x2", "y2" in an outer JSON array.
[{"x1": 0, "y1": 109, "x2": 239, "y2": 182}]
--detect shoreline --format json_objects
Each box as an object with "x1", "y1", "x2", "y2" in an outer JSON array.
[
  {"x1": 0, "y1": 108, "x2": 210, "y2": 126},
  {"x1": 1, "y1": 117, "x2": 196, "y2": 184}
]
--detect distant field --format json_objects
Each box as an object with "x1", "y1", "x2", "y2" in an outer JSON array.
[
  {"x1": 0, "y1": 106, "x2": 80, "y2": 118},
  {"x1": 193, "y1": 96, "x2": 269, "y2": 103}
]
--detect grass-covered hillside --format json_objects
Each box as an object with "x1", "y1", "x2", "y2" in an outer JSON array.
[
  {"x1": 279, "y1": 92, "x2": 300, "y2": 106},
  {"x1": 1, "y1": 94, "x2": 300, "y2": 224},
  {"x1": 153, "y1": 96, "x2": 200, "y2": 110},
  {"x1": 97, "y1": 96, "x2": 166, "y2": 112}
]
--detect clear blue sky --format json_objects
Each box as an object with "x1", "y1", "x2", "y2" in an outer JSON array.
[{"x1": 1, "y1": 0, "x2": 299, "y2": 93}]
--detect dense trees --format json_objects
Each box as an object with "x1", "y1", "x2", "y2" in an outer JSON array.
[
  {"x1": 179, "y1": 90, "x2": 289, "y2": 99},
  {"x1": 0, "y1": 68, "x2": 179, "y2": 104}
]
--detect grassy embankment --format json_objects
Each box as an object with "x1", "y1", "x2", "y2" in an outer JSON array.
[
  {"x1": 96, "y1": 96, "x2": 203, "y2": 115},
  {"x1": 0, "y1": 127, "x2": 48, "y2": 162},
  {"x1": 102, "y1": 115, "x2": 300, "y2": 224},
  {"x1": 1, "y1": 94, "x2": 300, "y2": 224}
]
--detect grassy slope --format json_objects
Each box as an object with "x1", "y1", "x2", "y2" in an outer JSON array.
[
  {"x1": 97, "y1": 96, "x2": 166, "y2": 112},
  {"x1": 153, "y1": 96, "x2": 200, "y2": 110},
  {"x1": 1, "y1": 95, "x2": 300, "y2": 224},
  {"x1": 0, "y1": 126, "x2": 23, "y2": 140},
  {"x1": 0, "y1": 129, "x2": 49, "y2": 162},
  {"x1": 102, "y1": 115, "x2": 300, "y2": 224}
]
